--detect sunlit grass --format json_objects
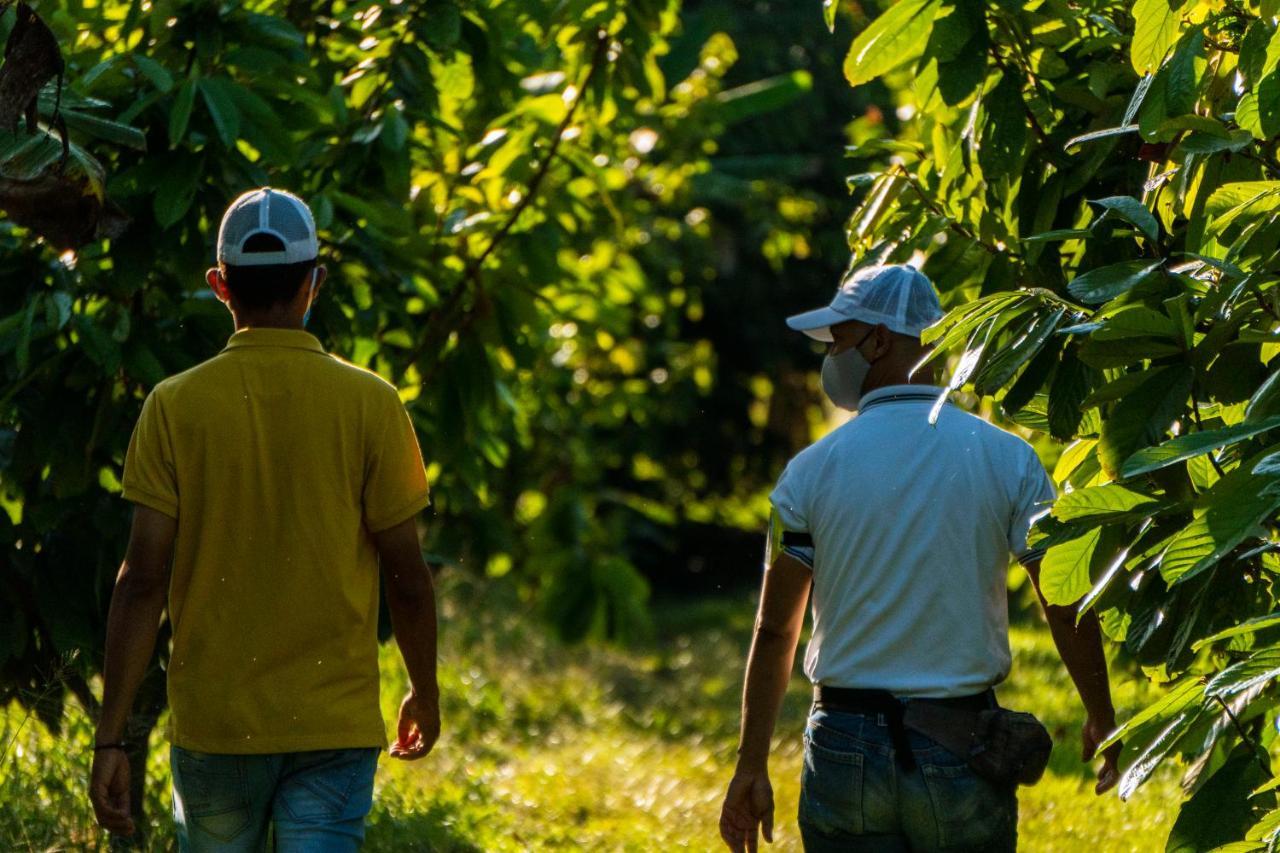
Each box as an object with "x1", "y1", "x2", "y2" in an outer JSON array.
[{"x1": 2, "y1": 573, "x2": 1177, "y2": 850}]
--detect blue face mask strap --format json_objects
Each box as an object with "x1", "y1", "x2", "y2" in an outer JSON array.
[{"x1": 302, "y1": 268, "x2": 319, "y2": 327}]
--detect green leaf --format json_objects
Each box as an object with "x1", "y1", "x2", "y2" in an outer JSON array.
[
  {"x1": 823, "y1": 0, "x2": 837, "y2": 32},
  {"x1": 1094, "y1": 306, "x2": 1178, "y2": 341},
  {"x1": 1040, "y1": 527, "x2": 1103, "y2": 605},
  {"x1": 1160, "y1": 467, "x2": 1280, "y2": 585},
  {"x1": 1130, "y1": 0, "x2": 1190, "y2": 75},
  {"x1": 979, "y1": 72, "x2": 1027, "y2": 179},
  {"x1": 168, "y1": 81, "x2": 196, "y2": 149},
  {"x1": 1122, "y1": 416, "x2": 1280, "y2": 478},
  {"x1": 1066, "y1": 260, "x2": 1163, "y2": 304},
  {"x1": 59, "y1": 109, "x2": 147, "y2": 151},
  {"x1": 199, "y1": 78, "x2": 242, "y2": 147},
  {"x1": 1021, "y1": 228, "x2": 1091, "y2": 243},
  {"x1": 1090, "y1": 196, "x2": 1159, "y2": 242},
  {"x1": 843, "y1": 0, "x2": 941, "y2": 87},
  {"x1": 973, "y1": 308, "x2": 1065, "y2": 396},
  {"x1": 1206, "y1": 646, "x2": 1280, "y2": 697},
  {"x1": 1048, "y1": 346, "x2": 1093, "y2": 440},
  {"x1": 1193, "y1": 611, "x2": 1280, "y2": 651},
  {"x1": 1098, "y1": 364, "x2": 1193, "y2": 479},
  {"x1": 153, "y1": 160, "x2": 201, "y2": 228},
  {"x1": 1165, "y1": 747, "x2": 1274, "y2": 853},
  {"x1": 1052, "y1": 484, "x2": 1162, "y2": 523},
  {"x1": 714, "y1": 72, "x2": 813, "y2": 125},
  {"x1": 133, "y1": 55, "x2": 174, "y2": 92}
]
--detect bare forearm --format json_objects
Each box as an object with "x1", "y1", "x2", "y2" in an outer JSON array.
[
  {"x1": 1044, "y1": 605, "x2": 1114, "y2": 721},
  {"x1": 386, "y1": 566, "x2": 439, "y2": 699},
  {"x1": 736, "y1": 627, "x2": 801, "y2": 774},
  {"x1": 96, "y1": 573, "x2": 166, "y2": 743}
]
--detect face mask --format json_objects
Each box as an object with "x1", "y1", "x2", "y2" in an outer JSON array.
[
  {"x1": 302, "y1": 269, "x2": 319, "y2": 328},
  {"x1": 820, "y1": 329, "x2": 876, "y2": 411}
]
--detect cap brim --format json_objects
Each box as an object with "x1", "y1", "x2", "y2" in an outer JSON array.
[{"x1": 785, "y1": 306, "x2": 849, "y2": 342}]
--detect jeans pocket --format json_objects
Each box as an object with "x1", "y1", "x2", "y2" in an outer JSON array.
[
  {"x1": 279, "y1": 748, "x2": 378, "y2": 823},
  {"x1": 800, "y1": 728, "x2": 866, "y2": 837},
  {"x1": 920, "y1": 758, "x2": 1016, "y2": 851},
  {"x1": 172, "y1": 749, "x2": 252, "y2": 843}
]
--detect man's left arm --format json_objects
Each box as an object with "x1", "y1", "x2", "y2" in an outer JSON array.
[
  {"x1": 719, "y1": 552, "x2": 812, "y2": 853},
  {"x1": 89, "y1": 505, "x2": 177, "y2": 837}
]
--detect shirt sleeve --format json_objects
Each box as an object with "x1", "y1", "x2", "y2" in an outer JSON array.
[
  {"x1": 121, "y1": 390, "x2": 179, "y2": 519},
  {"x1": 1008, "y1": 448, "x2": 1057, "y2": 565},
  {"x1": 363, "y1": 391, "x2": 431, "y2": 533},
  {"x1": 769, "y1": 460, "x2": 814, "y2": 569}
]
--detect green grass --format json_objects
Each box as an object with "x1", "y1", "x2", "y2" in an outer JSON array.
[{"x1": 2, "y1": 573, "x2": 1178, "y2": 851}]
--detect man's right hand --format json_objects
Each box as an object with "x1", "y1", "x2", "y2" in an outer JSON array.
[
  {"x1": 1082, "y1": 713, "x2": 1120, "y2": 794},
  {"x1": 719, "y1": 769, "x2": 774, "y2": 852},
  {"x1": 390, "y1": 690, "x2": 440, "y2": 760}
]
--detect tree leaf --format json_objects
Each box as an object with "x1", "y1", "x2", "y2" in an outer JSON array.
[
  {"x1": 198, "y1": 78, "x2": 242, "y2": 147},
  {"x1": 1193, "y1": 611, "x2": 1280, "y2": 651},
  {"x1": 979, "y1": 72, "x2": 1027, "y2": 179},
  {"x1": 1052, "y1": 484, "x2": 1162, "y2": 523},
  {"x1": 1098, "y1": 364, "x2": 1193, "y2": 479},
  {"x1": 1122, "y1": 417, "x2": 1280, "y2": 478},
  {"x1": 133, "y1": 55, "x2": 173, "y2": 92},
  {"x1": 1090, "y1": 196, "x2": 1159, "y2": 242},
  {"x1": 1130, "y1": 0, "x2": 1190, "y2": 75},
  {"x1": 843, "y1": 0, "x2": 941, "y2": 87},
  {"x1": 1066, "y1": 260, "x2": 1164, "y2": 304},
  {"x1": 1160, "y1": 467, "x2": 1280, "y2": 585},
  {"x1": 168, "y1": 80, "x2": 196, "y2": 149},
  {"x1": 1041, "y1": 526, "x2": 1103, "y2": 605},
  {"x1": 715, "y1": 72, "x2": 813, "y2": 125}
]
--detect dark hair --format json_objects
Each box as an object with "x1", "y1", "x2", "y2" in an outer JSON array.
[{"x1": 222, "y1": 232, "x2": 316, "y2": 311}]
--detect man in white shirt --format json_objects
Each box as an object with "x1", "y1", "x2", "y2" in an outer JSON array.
[{"x1": 718, "y1": 265, "x2": 1120, "y2": 852}]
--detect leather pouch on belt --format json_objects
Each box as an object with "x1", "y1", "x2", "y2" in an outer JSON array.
[{"x1": 902, "y1": 702, "x2": 1052, "y2": 787}]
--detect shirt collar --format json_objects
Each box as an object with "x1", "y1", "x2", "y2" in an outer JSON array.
[
  {"x1": 222, "y1": 327, "x2": 326, "y2": 354},
  {"x1": 859, "y1": 384, "x2": 946, "y2": 413}
]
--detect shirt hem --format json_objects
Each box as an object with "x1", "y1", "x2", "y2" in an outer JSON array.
[{"x1": 169, "y1": 729, "x2": 387, "y2": 755}]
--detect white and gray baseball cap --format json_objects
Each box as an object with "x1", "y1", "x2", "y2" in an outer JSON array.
[
  {"x1": 217, "y1": 187, "x2": 318, "y2": 266},
  {"x1": 785, "y1": 263, "x2": 944, "y2": 342}
]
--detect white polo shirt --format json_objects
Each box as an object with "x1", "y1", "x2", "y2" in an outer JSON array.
[{"x1": 770, "y1": 385, "x2": 1056, "y2": 698}]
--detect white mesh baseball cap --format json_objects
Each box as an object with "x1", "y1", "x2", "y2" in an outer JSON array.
[
  {"x1": 785, "y1": 264, "x2": 944, "y2": 342},
  {"x1": 217, "y1": 187, "x2": 318, "y2": 266}
]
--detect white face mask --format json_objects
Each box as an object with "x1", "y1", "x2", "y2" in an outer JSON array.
[
  {"x1": 820, "y1": 328, "x2": 876, "y2": 411},
  {"x1": 821, "y1": 346, "x2": 872, "y2": 411}
]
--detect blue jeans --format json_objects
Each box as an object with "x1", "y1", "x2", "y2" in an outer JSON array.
[
  {"x1": 798, "y1": 708, "x2": 1018, "y2": 852},
  {"x1": 171, "y1": 746, "x2": 380, "y2": 852}
]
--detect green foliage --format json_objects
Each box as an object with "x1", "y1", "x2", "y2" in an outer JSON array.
[
  {"x1": 0, "y1": 583, "x2": 1178, "y2": 850},
  {"x1": 835, "y1": 0, "x2": 1280, "y2": 842},
  {"x1": 1, "y1": 0, "x2": 858, "y2": 744}
]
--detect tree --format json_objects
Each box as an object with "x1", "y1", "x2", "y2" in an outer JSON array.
[
  {"x1": 0, "y1": 0, "x2": 826, "y2": 835},
  {"x1": 836, "y1": 0, "x2": 1280, "y2": 843}
]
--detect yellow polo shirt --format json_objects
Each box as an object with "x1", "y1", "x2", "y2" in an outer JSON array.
[{"x1": 121, "y1": 327, "x2": 430, "y2": 754}]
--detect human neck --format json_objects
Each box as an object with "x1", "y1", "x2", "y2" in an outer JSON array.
[{"x1": 231, "y1": 311, "x2": 306, "y2": 331}]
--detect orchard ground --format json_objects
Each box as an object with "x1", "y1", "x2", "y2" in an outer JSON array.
[{"x1": 2, "y1": 573, "x2": 1175, "y2": 851}]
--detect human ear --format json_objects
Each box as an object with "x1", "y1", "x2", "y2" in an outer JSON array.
[{"x1": 206, "y1": 268, "x2": 229, "y2": 303}]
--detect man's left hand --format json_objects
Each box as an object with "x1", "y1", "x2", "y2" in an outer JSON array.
[
  {"x1": 1082, "y1": 714, "x2": 1121, "y2": 794},
  {"x1": 719, "y1": 769, "x2": 774, "y2": 852},
  {"x1": 89, "y1": 747, "x2": 135, "y2": 836}
]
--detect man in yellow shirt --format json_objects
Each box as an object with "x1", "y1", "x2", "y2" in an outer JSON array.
[{"x1": 88, "y1": 188, "x2": 439, "y2": 851}]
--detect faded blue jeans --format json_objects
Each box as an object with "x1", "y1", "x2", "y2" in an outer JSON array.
[
  {"x1": 799, "y1": 708, "x2": 1018, "y2": 852},
  {"x1": 171, "y1": 746, "x2": 380, "y2": 852}
]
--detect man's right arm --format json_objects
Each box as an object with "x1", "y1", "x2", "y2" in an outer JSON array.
[
  {"x1": 1024, "y1": 556, "x2": 1120, "y2": 793},
  {"x1": 372, "y1": 517, "x2": 440, "y2": 760}
]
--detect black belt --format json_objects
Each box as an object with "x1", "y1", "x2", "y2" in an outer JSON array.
[{"x1": 813, "y1": 686, "x2": 996, "y2": 772}]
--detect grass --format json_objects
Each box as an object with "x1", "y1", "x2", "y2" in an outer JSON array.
[{"x1": 2, "y1": 571, "x2": 1179, "y2": 851}]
